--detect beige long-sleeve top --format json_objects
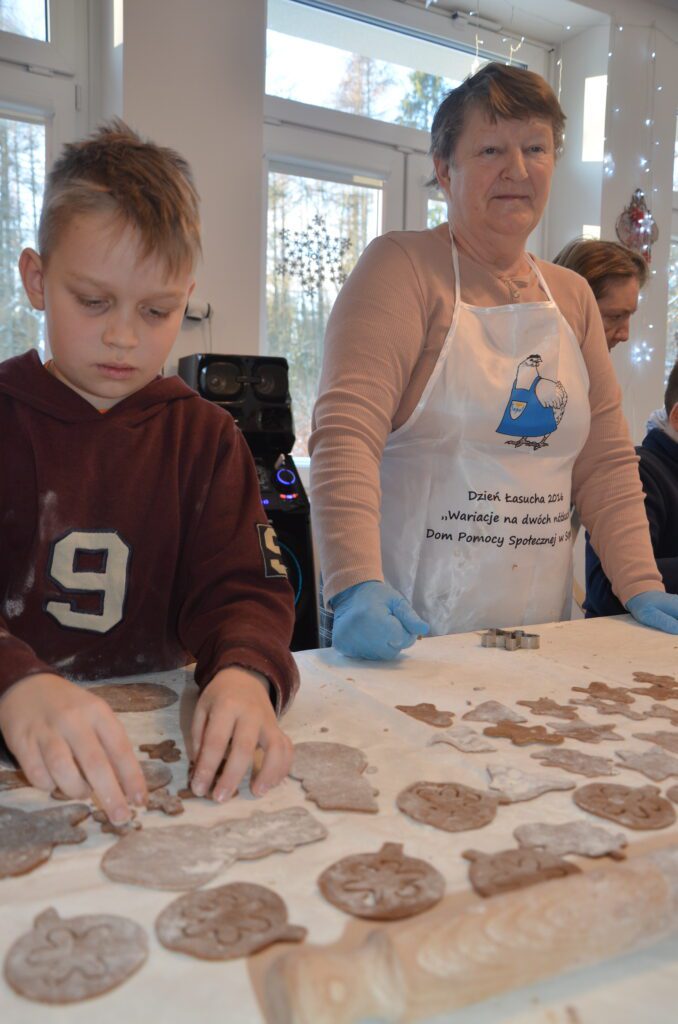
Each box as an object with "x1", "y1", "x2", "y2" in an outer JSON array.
[{"x1": 309, "y1": 222, "x2": 663, "y2": 608}]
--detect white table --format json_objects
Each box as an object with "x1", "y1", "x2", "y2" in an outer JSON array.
[{"x1": 2, "y1": 614, "x2": 678, "y2": 1024}]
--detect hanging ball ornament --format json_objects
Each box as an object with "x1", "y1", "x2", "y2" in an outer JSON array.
[{"x1": 615, "y1": 188, "x2": 658, "y2": 263}]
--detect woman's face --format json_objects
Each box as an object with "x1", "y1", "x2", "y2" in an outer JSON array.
[
  {"x1": 434, "y1": 107, "x2": 555, "y2": 249},
  {"x1": 596, "y1": 275, "x2": 640, "y2": 350}
]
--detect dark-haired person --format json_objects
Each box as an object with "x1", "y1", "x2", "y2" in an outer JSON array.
[
  {"x1": 309, "y1": 62, "x2": 678, "y2": 660},
  {"x1": 585, "y1": 360, "x2": 678, "y2": 616},
  {"x1": 553, "y1": 238, "x2": 648, "y2": 350}
]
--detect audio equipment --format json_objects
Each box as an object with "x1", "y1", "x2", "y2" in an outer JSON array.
[{"x1": 178, "y1": 354, "x2": 318, "y2": 651}]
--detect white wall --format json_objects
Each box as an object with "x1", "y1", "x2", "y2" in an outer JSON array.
[
  {"x1": 121, "y1": 0, "x2": 267, "y2": 375},
  {"x1": 546, "y1": 24, "x2": 609, "y2": 260}
]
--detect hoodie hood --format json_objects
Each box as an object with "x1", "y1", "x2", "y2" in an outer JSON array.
[
  {"x1": 646, "y1": 405, "x2": 678, "y2": 444},
  {"x1": 0, "y1": 349, "x2": 198, "y2": 425}
]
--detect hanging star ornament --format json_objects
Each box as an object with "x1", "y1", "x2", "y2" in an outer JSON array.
[
  {"x1": 615, "y1": 188, "x2": 658, "y2": 263},
  {"x1": 276, "y1": 213, "x2": 351, "y2": 297}
]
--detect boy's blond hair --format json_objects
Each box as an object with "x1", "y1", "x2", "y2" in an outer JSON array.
[{"x1": 38, "y1": 119, "x2": 201, "y2": 276}]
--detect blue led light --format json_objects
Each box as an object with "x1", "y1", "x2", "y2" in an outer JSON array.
[
  {"x1": 276, "y1": 468, "x2": 296, "y2": 486},
  {"x1": 262, "y1": 498, "x2": 270, "y2": 505}
]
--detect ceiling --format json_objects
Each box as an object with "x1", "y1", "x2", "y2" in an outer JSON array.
[{"x1": 405, "y1": 0, "x2": 610, "y2": 45}]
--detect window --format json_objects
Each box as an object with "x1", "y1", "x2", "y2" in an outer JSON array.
[
  {"x1": 667, "y1": 238, "x2": 678, "y2": 378},
  {"x1": 0, "y1": 113, "x2": 46, "y2": 359},
  {"x1": 0, "y1": 0, "x2": 48, "y2": 41},
  {"x1": 266, "y1": 0, "x2": 504, "y2": 129},
  {"x1": 264, "y1": 0, "x2": 547, "y2": 454},
  {"x1": 0, "y1": 0, "x2": 85, "y2": 359},
  {"x1": 582, "y1": 75, "x2": 606, "y2": 163}
]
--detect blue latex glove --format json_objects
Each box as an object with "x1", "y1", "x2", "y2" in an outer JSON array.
[
  {"x1": 330, "y1": 580, "x2": 430, "y2": 660},
  {"x1": 626, "y1": 591, "x2": 678, "y2": 635}
]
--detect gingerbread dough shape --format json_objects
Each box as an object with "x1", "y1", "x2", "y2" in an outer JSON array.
[
  {"x1": 514, "y1": 820, "x2": 627, "y2": 859},
  {"x1": 462, "y1": 847, "x2": 580, "y2": 898},
  {"x1": 633, "y1": 731, "x2": 678, "y2": 755},
  {"x1": 462, "y1": 701, "x2": 526, "y2": 724},
  {"x1": 629, "y1": 673, "x2": 678, "y2": 701},
  {"x1": 569, "y1": 697, "x2": 648, "y2": 721},
  {"x1": 396, "y1": 781, "x2": 505, "y2": 833},
  {"x1": 428, "y1": 724, "x2": 496, "y2": 754},
  {"x1": 139, "y1": 739, "x2": 181, "y2": 763},
  {"x1": 140, "y1": 760, "x2": 173, "y2": 791},
  {"x1": 318, "y1": 842, "x2": 445, "y2": 921},
  {"x1": 396, "y1": 703, "x2": 454, "y2": 728},
  {"x1": 147, "y1": 788, "x2": 184, "y2": 816},
  {"x1": 92, "y1": 809, "x2": 141, "y2": 836},
  {"x1": 290, "y1": 742, "x2": 378, "y2": 813},
  {"x1": 516, "y1": 698, "x2": 580, "y2": 720},
  {"x1": 88, "y1": 681, "x2": 178, "y2": 712},
  {"x1": 101, "y1": 806, "x2": 327, "y2": 890},
  {"x1": 632, "y1": 671, "x2": 677, "y2": 686},
  {"x1": 483, "y1": 721, "x2": 564, "y2": 746},
  {"x1": 614, "y1": 748, "x2": 678, "y2": 782},
  {"x1": 0, "y1": 805, "x2": 90, "y2": 878},
  {"x1": 546, "y1": 721, "x2": 623, "y2": 744},
  {"x1": 645, "y1": 703, "x2": 678, "y2": 726},
  {"x1": 572, "y1": 682, "x2": 634, "y2": 704},
  {"x1": 530, "y1": 748, "x2": 620, "y2": 777},
  {"x1": 4, "y1": 908, "x2": 147, "y2": 1004},
  {"x1": 156, "y1": 882, "x2": 305, "y2": 959},
  {"x1": 486, "y1": 763, "x2": 575, "y2": 802},
  {"x1": 573, "y1": 782, "x2": 676, "y2": 830}
]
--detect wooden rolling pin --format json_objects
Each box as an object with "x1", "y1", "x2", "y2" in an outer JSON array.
[{"x1": 265, "y1": 844, "x2": 678, "y2": 1024}]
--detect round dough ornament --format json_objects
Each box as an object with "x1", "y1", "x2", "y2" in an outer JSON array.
[
  {"x1": 155, "y1": 882, "x2": 306, "y2": 959},
  {"x1": 4, "y1": 908, "x2": 148, "y2": 1003},
  {"x1": 615, "y1": 188, "x2": 658, "y2": 262},
  {"x1": 397, "y1": 780, "x2": 505, "y2": 832},
  {"x1": 573, "y1": 782, "x2": 676, "y2": 830},
  {"x1": 318, "y1": 842, "x2": 445, "y2": 920}
]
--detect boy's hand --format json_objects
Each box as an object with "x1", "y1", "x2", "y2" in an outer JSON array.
[
  {"x1": 190, "y1": 666, "x2": 293, "y2": 801},
  {"x1": 0, "y1": 673, "x2": 147, "y2": 824}
]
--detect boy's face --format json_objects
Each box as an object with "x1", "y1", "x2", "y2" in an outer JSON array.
[{"x1": 19, "y1": 212, "x2": 194, "y2": 409}]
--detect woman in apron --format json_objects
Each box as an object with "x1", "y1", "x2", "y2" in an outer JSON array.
[{"x1": 309, "y1": 62, "x2": 678, "y2": 658}]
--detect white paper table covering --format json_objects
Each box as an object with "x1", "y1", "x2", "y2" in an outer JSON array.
[{"x1": 1, "y1": 614, "x2": 677, "y2": 1023}]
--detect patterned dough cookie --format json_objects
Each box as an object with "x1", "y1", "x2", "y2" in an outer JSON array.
[
  {"x1": 428, "y1": 724, "x2": 497, "y2": 753},
  {"x1": 156, "y1": 882, "x2": 305, "y2": 959},
  {"x1": 396, "y1": 703, "x2": 454, "y2": 727},
  {"x1": 571, "y1": 682, "x2": 635, "y2": 704},
  {"x1": 569, "y1": 697, "x2": 648, "y2": 721},
  {"x1": 530, "y1": 748, "x2": 620, "y2": 777},
  {"x1": 573, "y1": 782, "x2": 676, "y2": 830},
  {"x1": 0, "y1": 805, "x2": 90, "y2": 878},
  {"x1": 290, "y1": 742, "x2": 378, "y2": 813},
  {"x1": 397, "y1": 780, "x2": 505, "y2": 832},
  {"x1": 462, "y1": 701, "x2": 527, "y2": 724},
  {"x1": 4, "y1": 908, "x2": 147, "y2": 1003},
  {"x1": 462, "y1": 847, "x2": 579, "y2": 897},
  {"x1": 318, "y1": 842, "x2": 445, "y2": 920},
  {"x1": 632, "y1": 731, "x2": 678, "y2": 755},
  {"x1": 514, "y1": 820, "x2": 627, "y2": 859},
  {"x1": 87, "y1": 682, "x2": 178, "y2": 712},
  {"x1": 486, "y1": 763, "x2": 575, "y2": 802}
]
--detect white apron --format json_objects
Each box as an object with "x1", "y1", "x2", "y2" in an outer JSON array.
[{"x1": 379, "y1": 236, "x2": 591, "y2": 635}]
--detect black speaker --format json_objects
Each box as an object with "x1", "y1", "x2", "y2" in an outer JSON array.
[
  {"x1": 178, "y1": 353, "x2": 294, "y2": 457},
  {"x1": 178, "y1": 354, "x2": 319, "y2": 651}
]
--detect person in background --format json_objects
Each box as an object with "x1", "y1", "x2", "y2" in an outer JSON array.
[
  {"x1": 309, "y1": 62, "x2": 678, "y2": 661},
  {"x1": 585, "y1": 359, "x2": 678, "y2": 616},
  {"x1": 552, "y1": 238, "x2": 648, "y2": 351},
  {"x1": 0, "y1": 122, "x2": 297, "y2": 824}
]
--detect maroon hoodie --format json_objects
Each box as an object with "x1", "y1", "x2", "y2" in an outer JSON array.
[{"x1": 0, "y1": 350, "x2": 298, "y2": 712}]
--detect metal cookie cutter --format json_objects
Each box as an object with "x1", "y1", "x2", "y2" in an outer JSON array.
[{"x1": 480, "y1": 628, "x2": 540, "y2": 651}]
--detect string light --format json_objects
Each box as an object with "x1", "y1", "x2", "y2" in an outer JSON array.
[{"x1": 631, "y1": 341, "x2": 654, "y2": 364}]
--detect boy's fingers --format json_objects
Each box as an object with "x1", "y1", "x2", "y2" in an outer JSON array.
[
  {"x1": 16, "y1": 742, "x2": 53, "y2": 793},
  {"x1": 251, "y1": 730, "x2": 294, "y2": 795},
  {"x1": 192, "y1": 711, "x2": 235, "y2": 797},
  {"x1": 74, "y1": 736, "x2": 131, "y2": 824},
  {"x1": 38, "y1": 734, "x2": 90, "y2": 799},
  {"x1": 190, "y1": 700, "x2": 208, "y2": 763},
  {"x1": 96, "y1": 719, "x2": 147, "y2": 806},
  {"x1": 213, "y1": 720, "x2": 260, "y2": 802}
]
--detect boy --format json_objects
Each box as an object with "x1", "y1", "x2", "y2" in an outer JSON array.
[
  {"x1": 585, "y1": 358, "x2": 678, "y2": 615},
  {"x1": 0, "y1": 122, "x2": 298, "y2": 825}
]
